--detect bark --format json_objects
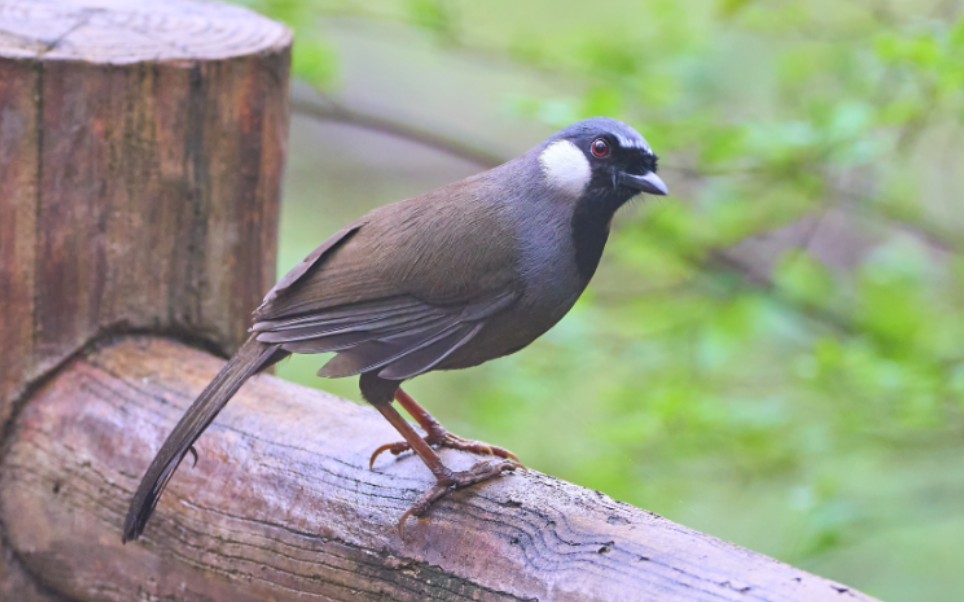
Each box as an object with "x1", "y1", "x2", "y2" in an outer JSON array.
[
  {"x1": 1, "y1": 337, "x2": 875, "y2": 602},
  {"x1": 0, "y1": 0, "x2": 291, "y2": 430}
]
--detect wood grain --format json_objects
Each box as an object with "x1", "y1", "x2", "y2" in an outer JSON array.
[
  {"x1": 0, "y1": 0, "x2": 291, "y2": 62},
  {"x1": 0, "y1": 337, "x2": 875, "y2": 602},
  {"x1": 0, "y1": 0, "x2": 290, "y2": 433},
  {"x1": 0, "y1": 56, "x2": 39, "y2": 432}
]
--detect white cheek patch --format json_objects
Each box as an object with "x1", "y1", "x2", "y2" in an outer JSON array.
[{"x1": 538, "y1": 140, "x2": 591, "y2": 197}]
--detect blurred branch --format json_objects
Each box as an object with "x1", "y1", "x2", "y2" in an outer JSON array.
[
  {"x1": 291, "y1": 89, "x2": 504, "y2": 168},
  {"x1": 292, "y1": 88, "x2": 722, "y2": 178},
  {"x1": 835, "y1": 189, "x2": 960, "y2": 255},
  {"x1": 702, "y1": 248, "x2": 858, "y2": 338}
]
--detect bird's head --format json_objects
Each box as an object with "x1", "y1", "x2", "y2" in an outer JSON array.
[{"x1": 537, "y1": 117, "x2": 667, "y2": 209}]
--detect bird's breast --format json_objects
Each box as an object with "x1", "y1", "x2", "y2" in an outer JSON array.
[
  {"x1": 439, "y1": 179, "x2": 607, "y2": 371},
  {"x1": 511, "y1": 204, "x2": 593, "y2": 331}
]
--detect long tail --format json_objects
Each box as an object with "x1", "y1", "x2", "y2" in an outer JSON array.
[{"x1": 122, "y1": 335, "x2": 281, "y2": 542}]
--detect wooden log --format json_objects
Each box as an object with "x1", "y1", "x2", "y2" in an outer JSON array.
[
  {"x1": 0, "y1": 0, "x2": 291, "y2": 596},
  {"x1": 0, "y1": 337, "x2": 874, "y2": 601},
  {"x1": 0, "y1": 0, "x2": 291, "y2": 429}
]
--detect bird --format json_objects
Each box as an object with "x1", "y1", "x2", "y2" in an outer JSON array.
[{"x1": 122, "y1": 117, "x2": 668, "y2": 542}]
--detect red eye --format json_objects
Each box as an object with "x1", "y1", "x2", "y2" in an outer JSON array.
[{"x1": 591, "y1": 138, "x2": 610, "y2": 158}]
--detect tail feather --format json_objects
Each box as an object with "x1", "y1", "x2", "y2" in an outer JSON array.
[{"x1": 122, "y1": 336, "x2": 279, "y2": 543}]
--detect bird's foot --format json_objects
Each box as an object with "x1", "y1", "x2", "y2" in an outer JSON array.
[
  {"x1": 369, "y1": 426, "x2": 521, "y2": 469},
  {"x1": 398, "y1": 460, "x2": 518, "y2": 534}
]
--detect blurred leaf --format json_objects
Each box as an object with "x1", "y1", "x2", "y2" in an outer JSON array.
[
  {"x1": 407, "y1": 0, "x2": 456, "y2": 37},
  {"x1": 717, "y1": 0, "x2": 755, "y2": 18},
  {"x1": 292, "y1": 39, "x2": 339, "y2": 87},
  {"x1": 774, "y1": 251, "x2": 836, "y2": 306}
]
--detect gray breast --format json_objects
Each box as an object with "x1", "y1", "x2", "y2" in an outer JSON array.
[
  {"x1": 485, "y1": 181, "x2": 586, "y2": 347},
  {"x1": 434, "y1": 166, "x2": 589, "y2": 372}
]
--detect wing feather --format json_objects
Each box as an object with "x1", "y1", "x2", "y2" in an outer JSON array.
[
  {"x1": 255, "y1": 289, "x2": 517, "y2": 380},
  {"x1": 377, "y1": 322, "x2": 484, "y2": 380},
  {"x1": 253, "y1": 298, "x2": 445, "y2": 344},
  {"x1": 317, "y1": 322, "x2": 472, "y2": 378},
  {"x1": 251, "y1": 181, "x2": 523, "y2": 381}
]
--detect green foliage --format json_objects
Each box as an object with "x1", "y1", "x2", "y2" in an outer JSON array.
[
  {"x1": 238, "y1": 0, "x2": 964, "y2": 598},
  {"x1": 238, "y1": 0, "x2": 340, "y2": 86}
]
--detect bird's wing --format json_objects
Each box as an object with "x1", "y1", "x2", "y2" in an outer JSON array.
[
  {"x1": 256, "y1": 222, "x2": 362, "y2": 311},
  {"x1": 254, "y1": 288, "x2": 517, "y2": 379},
  {"x1": 252, "y1": 179, "x2": 521, "y2": 380}
]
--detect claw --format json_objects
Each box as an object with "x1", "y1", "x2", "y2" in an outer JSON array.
[
  {"x1": 369, "y1": 441, "x2": 413, "y2": 469},
  {"x1": 187, "y1": 445, "x2": 199, "y2": 468},
  {"x1": 396, "y1": 460, "x2": 518, "y2": 536}
]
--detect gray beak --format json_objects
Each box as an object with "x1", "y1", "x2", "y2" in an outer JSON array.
[{"x1": 619, "y1": 171, "x2": 668, "y2": 196}]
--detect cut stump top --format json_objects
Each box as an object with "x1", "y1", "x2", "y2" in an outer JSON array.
[{"x1": 0, "y1": 0, "x2": 291, "y2": 63}]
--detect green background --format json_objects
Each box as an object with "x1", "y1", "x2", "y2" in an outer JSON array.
[{"x1": 238, "y1": 1, "x2": 964, "y2": 599}]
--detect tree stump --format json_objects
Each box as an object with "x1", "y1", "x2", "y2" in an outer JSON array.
[{"x1": 0, "y1": 0, "x2": 290, "y2": 597}]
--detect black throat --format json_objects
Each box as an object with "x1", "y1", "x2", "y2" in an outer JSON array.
[
  {"x1": 570, "y1": 197, "x2": 614, "y2": 284},
  {"x1": 569, "y1": 179, "x2": 638, "y2": 283}
]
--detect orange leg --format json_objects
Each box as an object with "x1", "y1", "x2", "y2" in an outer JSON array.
[
  {"x1": 370, "y1": 387, "x2": 522, "y2": 469},
  {"x1": 372, "y1": 401, "x2": 517, "y2": 533}
]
